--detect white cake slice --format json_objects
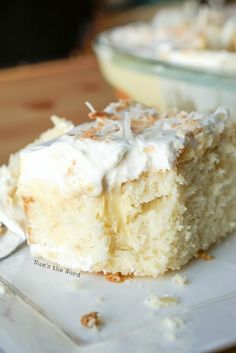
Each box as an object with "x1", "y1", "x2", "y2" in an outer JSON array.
[{"x1": 17, "y1": 100, "x2": 236, "y2": 277}]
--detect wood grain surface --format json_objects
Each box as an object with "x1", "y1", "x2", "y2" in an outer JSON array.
[{"x1": 0, "y1": 55, "x2": 114, "y2": 165}]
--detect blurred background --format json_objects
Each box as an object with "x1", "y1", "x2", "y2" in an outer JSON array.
[{"x1": 0, "y1": 0, "x2": 233, "y2": 68}]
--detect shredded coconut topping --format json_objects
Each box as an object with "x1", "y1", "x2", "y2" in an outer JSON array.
[
  {"x1": 80, "y1": 311, "x2": 102, "y2": 329},
  {"x1": 172, "y1": 274, "x2": 188, "y2": 285},
  {"x1": 18, "y1": 100, "x2": 229, "y2": 197},
  {"x1": 145, "y1": 294, "x2": 180, "y2": 310}
]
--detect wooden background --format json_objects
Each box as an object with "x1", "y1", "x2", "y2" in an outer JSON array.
[
  {"x1": 0, "y1": 3, "x2": 163, "y2": 166},
  {"x1": 0, "y1": 55, "x2": 114, "y2": 165}
]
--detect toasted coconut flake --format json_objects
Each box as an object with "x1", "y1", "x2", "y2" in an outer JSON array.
[
  {"x1": 81, "y1": 128, "x2": 97, "y2": 138},
  {"x1": 109, "y1": 115, "x2": 121, "y2": 121},
  {"x1": 80, "y1": 312, "x2": 102, "y2": 329},
  {"x1": 124, "y1": 112, "x2": 134, "y2": 142},
  {"x1": 0, "y1": 223, "x2": 7, "y2": 236},
  {"x1": 197, "y1": 250, "x2": 215, "y2": 261},
  {"x1": 89, "y1": 111, "x2": 111, "y2": 120},
  {"x1": 177, "y1": 111, "x2": 188, "y2": 119},
  {"x1": 89, "y1": 111, "x2": 121, "y2": 121},
  {"x1": 85, "y1": 101, "x2": 96, "y2": 113},
  {"x1": 93, "y1": 124, "x2": 103, "y2": 133},
  {"x1": 105, "y1": 272, "x2": 134, "y2": 283},
  {"x1": 23, "y1": 196, "x2": 34, "y2": 215},
  {"x1": 181, "y1": 119, "x2": 201, "y2": 131},
  {"x1": 131, "y1": 118, "x2": 155, "y2": 133},
  {"x1": 194, "y1": 127, "x2": 204, "y2": 134},
  {"x1": 97, "y1": 120, "x2": 106, "y2": 128},
  {"x1": 172, "y1": 123, "x2": 182, "y2": 129}
]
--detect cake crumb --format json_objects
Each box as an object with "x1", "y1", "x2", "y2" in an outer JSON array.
[
  {"x1": 197, "y1": 250, "x2": 215, "y2": 261},
  {"x1": 145, "y1": 294, "x2": 180, "y2": 310},
  {"x1": 80, "y1": 312, "x2": 102, "y2": 329},
  {"x1": 81, "y1": 128, "x2": 97, "y2": 139},
  {"x1": 172, "y1": 274, "x2": 188, "y2": 285},
  {"x1": 67, "y1": 280, "x2": 84, "y2": 293},
  {"x1": 0, "y1": 223, "x2": 7, "y2": 236},
  {"x1": 162, "y1": 317, "x2": 184, "y2": 330},
  {"x1": 88, "y1": 111, "x2": 120, "y2": 121},
  {"x1": 105, "y1": 272, "x2": 134, "y2": 283},
  {"x1": 161, "y1": 317, "x2": 185, "y2": 341}
]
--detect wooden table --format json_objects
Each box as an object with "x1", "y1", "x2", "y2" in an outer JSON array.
[
  {"x1": 0, "y1": 54, "x2": 235, "y2": 353},
  {"x1": 0, "y1": 55, "x2": 114, "y2": 165},
  {"x1": 0, "y1": 2, "x2": 161, "y2": 165}
]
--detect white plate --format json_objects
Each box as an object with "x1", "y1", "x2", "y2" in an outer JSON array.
[{"x1": 0, "y1": 232, "x2": 236, "y2": 353}]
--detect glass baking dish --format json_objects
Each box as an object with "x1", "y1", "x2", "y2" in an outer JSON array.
[{"x1": 94, "y1": 31, "x2": 236, "y2": 118}]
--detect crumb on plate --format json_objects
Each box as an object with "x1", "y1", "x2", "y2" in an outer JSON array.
[
  {"x1": 105, "y1": 272, "x2": 134, "y2": 283},
  {"x1": 162, "y1": 317, "x2": 184, "y2": 330},
  {"x1": 172, "y1": 274, "x2": 188, "y2": 285},
  {"x1": 197, "y1": 250, "x2": 215, "y2": 261},
  {"x1": 80, "y1": 311, "x2": 102, "y2": 329},
  {"x1": 145, "y1": 294, "x2": 180, "y2": 310},
  {"x1": 0, "y1": 223, "x2": 7, "y2": 236}
]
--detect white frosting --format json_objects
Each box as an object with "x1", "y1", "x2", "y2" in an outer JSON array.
[
  {"x1": 103, "y1": 3, "x2": 236, "y2": 72},
  {"x1": 18, "y1": 102, "x2": 229, "y2": 197}
]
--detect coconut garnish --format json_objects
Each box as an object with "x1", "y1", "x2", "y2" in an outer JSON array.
[
  {"x1": 85, "y1": 101, "x2": 96, "y2": 113},
  {"x1": 0, "y1": 223, "x2": 7, "y2": 236},
  {"x1": 213, "y1": 106, "x2": 229, "y2": 121},
  {"x1": 124, "y1": 112, "x2": 134, "y2": 143}
]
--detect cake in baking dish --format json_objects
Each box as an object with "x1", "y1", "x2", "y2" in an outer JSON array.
[
  {"x1": 17, "y1": 100, "x2": 236, "y2": 277},
  {"x1": 103, "y1": 3, "x2": 236, "y2": 70}
]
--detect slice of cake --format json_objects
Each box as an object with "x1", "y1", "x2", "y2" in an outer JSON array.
[{"x1": 17, "y1": 100, "x2": 236, "y2": 277}]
